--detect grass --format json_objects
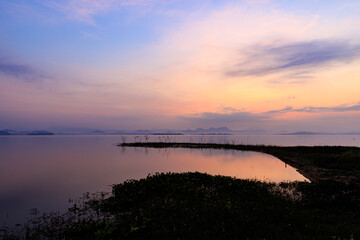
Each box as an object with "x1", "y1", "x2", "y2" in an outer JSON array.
[{"x1": 2, "y1": 172, "x2": 359, "y2": 239}]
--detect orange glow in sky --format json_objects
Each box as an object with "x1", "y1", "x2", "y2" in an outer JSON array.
[{"x1": 1, "y1": 0, "x2": 360, "y2": 133}]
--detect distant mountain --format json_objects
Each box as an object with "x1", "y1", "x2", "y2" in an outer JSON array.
[
  {"x1": 0, "y1": 130, "x2": 11, "y2": 135},
  {"x1": 279, "y1": 131, "x2": 318, "y2": 135},
  {"x1": 343, "y1": 132, "x2": 360, "y2": 135},
  {"x1": 46, "y1": 127, "x2": 100, "y2": 135},
  {"x1": 1, "y1": 129, "x2": 16, "y2": 132},
  {"x1": 0, "y1": 127, "x2": 268, "y2": 135},
  {"x1": 7, "y1": 127, "x2": 360, "y2": 136},
  {"x1": 46, "y1": 127, "x2": 156, "y2": 135},
  {"x1": 181, "y1": 127, "x2": 267, "y2": 135},
  {"x1": 0, "y1": 129, "x2": 18, "y2": 135},
  {"x1": 152, "y1": 133, "x2": 184, "y2": 135},
  {"x1": 27, "y1": 130, "x2": 54, "y2": 135},
  {"x1": 182, "y1": 127, "x2": 233, "y2": 134},
  {"x1": 133, "y1": 130, "x2": 153, "y2": 134},
  {"x1": 277, "y1": 131, "x2": 360, "y2": 135}
]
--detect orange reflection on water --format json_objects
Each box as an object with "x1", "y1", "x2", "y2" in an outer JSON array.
[
  {"x1": 124, "y1": 147, "x2": 309, "y2": 183},
  {"x1": 0, "y1": 136, "x2": 308, "y2": 225}
]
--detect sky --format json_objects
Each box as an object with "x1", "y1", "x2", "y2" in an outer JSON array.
[{"x1": 1, "y1": 0, "x2": 360, "y2": 133}]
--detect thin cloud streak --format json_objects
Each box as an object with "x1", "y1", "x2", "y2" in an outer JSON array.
[
  {"x1": 226, "y1": 40, "x2": 360, "y2": 77},
  {"x1": 181, "y1": 103, "x2": 360, "y2": 125},
  {"x1": 0, "y1": 61, "x2": 45, "y2": 82},
  {"x1": 42, "y1": 0, "x2": 164, "y2": 25},
  {"x1": 266, "y1": 103, "x2": 360, "y2": 114}
]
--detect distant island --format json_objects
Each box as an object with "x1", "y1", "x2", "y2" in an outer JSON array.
[
  {"x1": 279, "y1": 131, "x2": 318, "y2": 135},
  {"x1": 0, "y1": 129, "x2": 55, "y2": 135},
  {"x1": 278, "y1": 131, "x2": 360, "y2": 135},
  {"x1": 152, "y1": 133, "x2": 184, "y2": 135},
  {"x1": 1, "y1": 127, "x2": 360, "y2": 136},
  {"x1": 0, "y1": 127, "x2": 242, "y2": 135},
  {"x1": 27, "y1": 130, "x2": 54, "y2": 135}
]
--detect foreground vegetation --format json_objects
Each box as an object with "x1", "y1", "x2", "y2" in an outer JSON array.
[
  {"x1": 2, "y1": 142, "x2": 360, "y2": 239},
  {"x1": 2, "y1": 172, "x2": 360, "y2": 239}
]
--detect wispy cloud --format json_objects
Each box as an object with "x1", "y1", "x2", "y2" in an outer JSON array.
[
  {"x1": 42, "y1": 0, "x2": 115, "y2": 25},
  {"x1": 181, "y1": 110, "x2": 269, "y2": 124},
  {"x1": 180, "y1": 102, "x2": 360, "y2": 126},
  {"x1": 0, "y1": 60, "x2": 45, "y2": 82},
  {"x1": 266, "y1": 103, "x2": 360, "y2": 114},
  {"x1": 226, "y1": 40, "x2": 360, "y2": 77},
  {"x1": 265, "y1": 106, "x2": 293, "y2": 114},
  {"x1": 42, "y1": 0, "x2": 162, "y2": 25}
]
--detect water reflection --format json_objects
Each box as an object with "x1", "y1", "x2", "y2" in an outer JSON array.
[
  {"x1": 0, "y1": 136, "x2": 308, "y2": 225},
  {"x1": 118, "y1": 146, "x2": 307, "y2": 183}
]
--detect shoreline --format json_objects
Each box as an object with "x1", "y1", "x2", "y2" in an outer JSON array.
[
  {"x1": 3, "y1": 142, "x2": 360, "y2": 238},
  {"x1": 119, "y1": 142, "x2": 360, "y2": 184}
]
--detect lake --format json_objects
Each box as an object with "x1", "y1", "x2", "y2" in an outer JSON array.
[{"x1": 1, "y1": 134, "x2": 358, "y2": 225}]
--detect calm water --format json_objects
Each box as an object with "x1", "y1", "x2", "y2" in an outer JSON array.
[
  {"x1": 123, "y1": 134, "x2": 360, "y2": 146},
  {"x1": 2, "y1": 134, "x2": 358, "y2": 225}
]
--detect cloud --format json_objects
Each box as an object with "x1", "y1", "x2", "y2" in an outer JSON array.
[
  {"x1": 0, "y1": 61, "x2": 44, "y2": 82},
  {"x1": 42, "y1": 0, "x2": 114, "y2": 25},
  {"x1": 245, "y1": 0, "x2": 271, "y2": 4},
  {"x1": 265, "y1": 106, "x2": 293, "y2": 114},
  {"x1": 265, "y1": 103, "x2": 360, "y2": 114},
  {"x1": 226, "y1": 40, "x2": 360, "y2": 77},
  {"x1": 42, "y1": 0, "x2": 162, "y2": 25},
  {"x1": 221, "y1": 106, "x2": 241, "y2": 112},
  {"x1": 181, "y1": 110, "x2": 269, "y2": 125},
  {"x1": 180, "y1": 102, "x2": 360, "y2": 126}
]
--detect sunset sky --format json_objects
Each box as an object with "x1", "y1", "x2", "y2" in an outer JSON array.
[{"x1": 1, "y1": 0, "x2": 360, "y2": 133}]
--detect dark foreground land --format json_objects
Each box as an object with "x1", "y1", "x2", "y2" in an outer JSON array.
[{"x1": 2, "y1": 142, "x2": 360, "y2": 239}]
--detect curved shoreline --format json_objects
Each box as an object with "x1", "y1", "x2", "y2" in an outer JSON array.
[{"x1": 118, "y1": 142, "x2": 360, "y2": 183}]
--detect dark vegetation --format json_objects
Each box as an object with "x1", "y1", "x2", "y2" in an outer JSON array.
[
  {"x1": 2, "y1": 172, "x2": 359, "y2": 239},
  {"x1": 2, "y1": 142, "x2": 360, "y2": 239}
]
